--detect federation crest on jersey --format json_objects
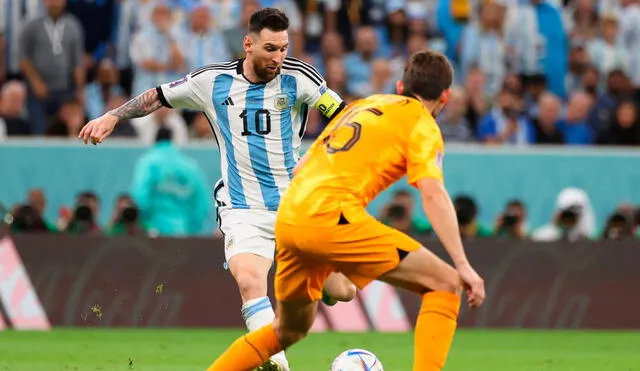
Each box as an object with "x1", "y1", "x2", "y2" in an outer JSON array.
[{"x1": 274, "y1": 94, "x2": 289, "y2": 110}]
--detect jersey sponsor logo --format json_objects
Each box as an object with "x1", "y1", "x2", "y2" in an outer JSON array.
[
  {"x1": 274, "y1": 94, "x2": 289, "y2": 110},
  {"x1": 169, "y1": 77, "x2": 187, "y2": 88}
]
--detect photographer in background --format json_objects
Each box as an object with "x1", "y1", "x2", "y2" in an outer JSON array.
[
  {"x1": 64, "y1": 191, "x2": 101, "y2": 235},
  {"x1": 379, "y1": 190, "x2": 432, "y2": 237},
  {"x1": 494, "y1": 199, "x2": 528, "y2": 239},
  {"x1": 532, "y1": 187, "x2": 596, "y2": 242},
  {"x1": 454, "y1": 195, "x2": 492, "y2": 239},
  {"x1": 107, "y1": 194, "x2": 146, "y2": 236},
  {"x1": 7, "y1": 203, "x2": 51, "y2": 234},
  {"x1": 601, "y1": 211, "x2": 635, "y2": 240}
]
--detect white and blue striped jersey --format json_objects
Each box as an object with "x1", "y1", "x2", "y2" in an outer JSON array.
[{"x1": 157, "y1": 57, "x2": 343, "y2": 211}]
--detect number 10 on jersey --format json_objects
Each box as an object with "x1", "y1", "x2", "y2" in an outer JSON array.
[{"x1": 240, "y1": 109, "x2": 272, "y2": 136}]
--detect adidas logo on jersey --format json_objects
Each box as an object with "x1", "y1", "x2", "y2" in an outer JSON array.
[{"x1": 221, "y1": 97, "x2": 234, "y2": 106}]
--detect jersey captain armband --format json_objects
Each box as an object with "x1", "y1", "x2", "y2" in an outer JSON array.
[{"x1": 314, "y1": 86, "x2": 344, "y2": 119}]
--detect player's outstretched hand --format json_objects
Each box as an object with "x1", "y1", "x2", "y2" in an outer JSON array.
[
  {"x1": 79, "y1": 113, "x2": 118, "y2": 145},
  {"x1": 456, "y1": 262, "x2": 485, "y2": 308}
]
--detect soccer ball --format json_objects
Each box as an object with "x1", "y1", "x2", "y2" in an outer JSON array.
[{"x1": 330, "y1": 349, "x2": 384, "y2": 371}]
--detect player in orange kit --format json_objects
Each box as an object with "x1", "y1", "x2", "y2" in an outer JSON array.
[{"x1": 207, "y1": 49, "x2": 486, "y2": 371}]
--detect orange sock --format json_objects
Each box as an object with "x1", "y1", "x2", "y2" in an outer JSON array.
[
  {"x1": 207, "y1": 324, "x2": 283, "y2": 371},
  {"x1": 413, "y1": 291, "x2": 461, "y2": 371}
]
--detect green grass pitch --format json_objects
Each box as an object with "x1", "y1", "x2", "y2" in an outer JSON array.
[{"x1": 1, "y1": 329, "x2": 639, "y2": 370}]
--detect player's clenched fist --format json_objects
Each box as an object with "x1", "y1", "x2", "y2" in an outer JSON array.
[{"x1": 79, "y1": 113, "x2": 118, "y2": 145}]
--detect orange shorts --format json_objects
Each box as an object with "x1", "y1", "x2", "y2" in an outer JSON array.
[{"x1": 274, "y1": 215, "x2": 423, "y2": 302}]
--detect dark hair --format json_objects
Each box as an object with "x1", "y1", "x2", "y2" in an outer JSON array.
[
  {"x1": 402, "y1": 50, "x2": 453, "y2": 101},
  {"x1": 156, "y1": 126, "x2": 173, "y2": 143},
  {"x1": 248, "y1": 8, "x2": 289, "y2": 34},
  {"x1": 78, "y1": 191, "x2": 99, "y2": 203},
  {"x1": 454, "y1": 195, "x2": 477, "y2": 226}
]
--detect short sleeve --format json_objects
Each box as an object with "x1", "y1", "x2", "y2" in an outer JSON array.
[
  {"x1": 285, "y1": 58, "x2": 344, "y2": 119},
  {"x1": 156, "y1": 72, "x2": 207, "y2": 111},
  {"x1": 406, "y1": 118, "x2": 445, "y2": 187}
]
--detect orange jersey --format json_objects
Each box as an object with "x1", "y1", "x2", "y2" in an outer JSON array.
[{"x1": 278, "y1": 94, "x2": 445, "y2": 226}]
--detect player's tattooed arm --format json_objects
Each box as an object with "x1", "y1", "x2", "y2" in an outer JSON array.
[{"x1": 108, "y1": 88, "x2": 163, "y2": 120}]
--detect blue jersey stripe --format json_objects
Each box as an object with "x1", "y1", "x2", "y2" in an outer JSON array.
[
  {"x1": 280, "y1": 75, "x2": 297, "y2": 180},
  {"x1": 213, "y1": 74, "x2": 248, "y2": 208},
  {"x1": 245, "y1": 84, "x2": 280, "y2": 211}
]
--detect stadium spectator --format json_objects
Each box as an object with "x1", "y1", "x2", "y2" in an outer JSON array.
[
  {"x1": 454, "y1": 195, "x2": 493, "y2": 239},
  {"x1": 107, "y1": 194, "x2": 147, "y2": 236},
  {"x1": 19, "y1": 0, "x2": 85, "y2": 134},
  {"x1": 437, "y1": 86, "x2": 474, "y2": 143},
  {"x1": 64, "y1": 191, "x2": 102, "y2": 235},
  {"x1": 311, "y1": 31, "x2": 346, "y2": 77},
  {"x1": 564, "y1": 0, "x2": 599, "y2": 43},
  {"x1": 494, "y1": 199, "x2": 529, "y2": 239},
  {"x1": 84, "y1": 59, "x2": 124, "y2": 120},
  {"x1": 586, "y1": 15, "x2": 629, "y2": 84},
  {"x1": 130, "y1": 127, "x2": 209, "y2": 236},
  {"x1": 220, "y1": 0, "x2": 261, "y2": 60},
  {"x1": 66, "y1": 0, "x2": 116, "y2": 72},
  {"x1": 588, "y1": 69, "x2": 634, "y2": 132},
  {"x1": 189, "y1": 112, "x2": 214, "y2": 140},
  {"x1": 0, "y1": 0, "x2": 42, "y2": 82},
  {"x1": 477, "y1": 89, "x2": 536, "y2": 145},
  {"x1": 345, "y1": 26, "x2": 380, "y2": 97},
  {"x1": 532, "y1": 92, "x2": 565, "y2": 144},
  {"x1": 9, "y1": 204, "x2": 50, "y2": 234},
  {"x1": 504, "y1": 0, "x2": 568, "y2": 98},
  {"x1": 557, "y1": 91, "x2": 594, "y2": 145},
  {"x1": 532, "y1": 187, "x2": 596, "y2": 242},
  {"x1": 596, "y1": 100, "x2": 640, "y2": 145},
  {"x1": 177, "y1": 4, "x2": 232, "y2": 73},
  {"x1": 459, "y1": 0, "x2": 507, "y2": 98},
  {"x1": 0, "y1": 80, "x2": 31, "y2": 139},
  {"x1": 601, "y1": 205, "x2": 636, "y2": 240},
  {"x1": 617, "y1": 0, "x2": 640, "y2": 91},
  {"x1": 379, "y1": 190, "x2": 432, "y2": 237},
  {"x1": 129, "y1": 2, "x2": 185, "y2": 96},
  {"x1": 27, "y1": 188, "x2": 56, "y2": 231},
  {"x1": 565, "y1": 43, "x2": 590, "y2": 94},
  {"x1": 523, "y1": 74, "x2": 547, "y2": 118},
  {"x1": 131, "y1": 106, "x2": 189, "y2": 146},
  {"x1": 45, "y1": 99, "x2": 85, "y2": 138},
  {"x1": 463, "y1": 66, "x2": 489, "y2": 134}
]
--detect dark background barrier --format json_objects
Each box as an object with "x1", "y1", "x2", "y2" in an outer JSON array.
[{"x1": 11, "y1": 235, "x2": 640, "y2": 329}]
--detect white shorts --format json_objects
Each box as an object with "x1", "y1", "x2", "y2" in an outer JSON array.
[{"x1": 214, "y1": 180, "x2": 277, "y2": 262}]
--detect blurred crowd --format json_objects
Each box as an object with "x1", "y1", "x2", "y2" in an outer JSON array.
[
  {"x1": 379, "y1": 187, "x2": 640, "y2": 241},
  {"x1": 1, "y1": 0, "x2": 640, "y2": 145}
]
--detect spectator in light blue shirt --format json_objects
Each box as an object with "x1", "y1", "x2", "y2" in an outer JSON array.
[
  {"x1": 131, "y1": 127, "x2": 210, "y2": 236},
  {"x1": 177, "y1": 4, "x2": 231, "y2": 73},
  {"x1": 129, "y1": 2, "x2": 185, "y2": 96},
  {"x1": 477, "y1": 89, "x2": 536, "y2": 145},
  {"x1": 84, "y1": 59, "x2": 123, "y2": 119},
  {"x1": 344, "y1": 26, "x2": 380, "y2": 98}
]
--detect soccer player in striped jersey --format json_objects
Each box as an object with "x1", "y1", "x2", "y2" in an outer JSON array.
[{"x1": 79, "y1": 7, "x2": 356, "y2": 371}]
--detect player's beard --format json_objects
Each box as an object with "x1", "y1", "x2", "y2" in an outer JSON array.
[{"x1": 255, "y1": 65, "x2": 281, "y2": 82}]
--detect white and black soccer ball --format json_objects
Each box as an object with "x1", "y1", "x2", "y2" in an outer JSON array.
[{"x1": 330, "y1": 349, "x2": 384, "y2": 371}]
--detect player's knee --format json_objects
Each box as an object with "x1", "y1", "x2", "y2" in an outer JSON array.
[
  {"x1": 233, "y1": 268, "x2": 267, "y2": 298},
  {"x1": 331, "y1": 282, "x2": 358, "y2": 302},
  {"x1": 430, "y1": 272, "x2": 463, "y2": 296}
]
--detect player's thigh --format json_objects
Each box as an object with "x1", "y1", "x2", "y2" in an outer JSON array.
[
  {"x1": 378, "y1": 247, "x2": 463, "y2": 295},
  {"x1": 314, "y1": 217, "x2": 424, "y2": 290},
  {"x1": 274, "y1": 222, "x2": 334, "y2": 303},
  {"x1": 218, "y1": 208, "x2": 277, "y2": 262}
]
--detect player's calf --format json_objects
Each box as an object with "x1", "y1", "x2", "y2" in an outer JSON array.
[{"x1": 273, "y1": 299, "x2": 317, "y2": 349}]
